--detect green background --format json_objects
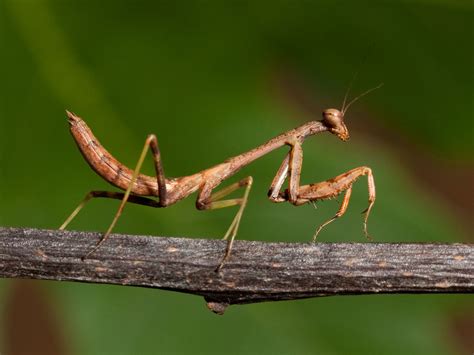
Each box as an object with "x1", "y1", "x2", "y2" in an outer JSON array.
[{"x1": 0, "y1": 0, "x2": 472, "y2": 354}]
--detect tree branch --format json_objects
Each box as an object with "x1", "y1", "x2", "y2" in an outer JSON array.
[{"x1": 0, "y1": 227, "x2": 472, "y2": 314}]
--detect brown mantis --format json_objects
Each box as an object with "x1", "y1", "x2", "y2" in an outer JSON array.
[{"x1": 60, "y1": 86, "x2": 380, "y2": 271}]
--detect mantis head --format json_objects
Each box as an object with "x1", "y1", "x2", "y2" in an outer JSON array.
[
  {"x1": 322, "y1": 82, "x2": 384, "y2": 142},
  {"x1": 322, "y1": 108, "x2": 349, "y2": 141}
]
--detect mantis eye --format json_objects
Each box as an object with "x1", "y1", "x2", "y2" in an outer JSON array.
[
  {"x1": 322, "y1": 108, "x2": 349, "y2": 141},
  {"x1": 322, "y1": 109, "x2": 343, "y2": 127}
]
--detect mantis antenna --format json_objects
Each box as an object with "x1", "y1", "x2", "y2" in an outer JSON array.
[
  {"x1": 340, "y1": 46, "x2": 381, "y2": 115},
  {"x1": 341, "y1": 83, "x2": 384, "y2": 116},
  {"x1": 341, "y1": 70, "x2": 360, "y2": 114}
]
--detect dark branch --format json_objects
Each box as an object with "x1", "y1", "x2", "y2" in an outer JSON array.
[{"x1": 0, "y1": 227, "x2": 472, "y2": 314}]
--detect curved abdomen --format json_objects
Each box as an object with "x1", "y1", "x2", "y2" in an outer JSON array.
[{"x1": 67, "y1": 112, "x2": 161, "y2": 196}]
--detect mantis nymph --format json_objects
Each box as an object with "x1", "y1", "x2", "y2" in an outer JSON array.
[{"x1": 61, "y1": 86, "x2": 380, "y2": 270}]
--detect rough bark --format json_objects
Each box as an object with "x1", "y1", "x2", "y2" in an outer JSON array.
[{"x1": 0, "y1": 227, "x2": 472, "y2": 314}]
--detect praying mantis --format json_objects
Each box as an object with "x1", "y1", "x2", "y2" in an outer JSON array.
[{"x1": 60, "y1": 86, "x2": 380, "y2": 271}]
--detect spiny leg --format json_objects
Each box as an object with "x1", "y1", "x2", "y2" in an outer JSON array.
[
  {"x1": 268, "y1": 141, "x2": 306, "y2": 205},
  {"x1": 267, "y1": 152, "x2": 290, "y2": 203},
  {"x1": 197, "y1": 176, "x2": 253, "y2": 272},
  {"x1": 288, "y1": 141, "x2": 303, "y2": 204},
  {"x1": 273, "y1": 140, "x2": 311, "y2": 206},
  {"x1": 268, "y1": 142, "x2": 311, "y2": 206}
]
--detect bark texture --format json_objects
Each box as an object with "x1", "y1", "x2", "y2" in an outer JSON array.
[{"x1": 0, "y1": 227, "x2": 472, "y2": 314}]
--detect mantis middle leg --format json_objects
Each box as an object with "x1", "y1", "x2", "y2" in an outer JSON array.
[{"x1": 196, "y1": 176, "x2": 253, "y2": 271}]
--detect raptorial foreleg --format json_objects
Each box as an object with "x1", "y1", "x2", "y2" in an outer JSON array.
[
  {"x1": 267, "y1": 140, "x2": 306, "y2": 205},
  {"x1": 268, "y1": 152, "x2": 290, "y2": 203}
]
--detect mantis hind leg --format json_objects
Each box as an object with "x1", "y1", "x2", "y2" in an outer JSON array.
[
  {"x1": 59, "y1": 191, "x2": 160, "y2": 230},
  {"x1": 61, "y1": 134, "x2": 167, "y2": 259},
  {"x1": 197, "y1": 176, "x2": 253, "y2": 272}
]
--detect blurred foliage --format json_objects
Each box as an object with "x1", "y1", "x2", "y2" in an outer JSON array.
[{"x1": 0, "y1": 0, "x2": 472, "y2": 354}]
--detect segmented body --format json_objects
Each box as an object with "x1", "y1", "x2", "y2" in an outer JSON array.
[{"x1": 68, "y1": 113, "x2": 328, "y2": 206}]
